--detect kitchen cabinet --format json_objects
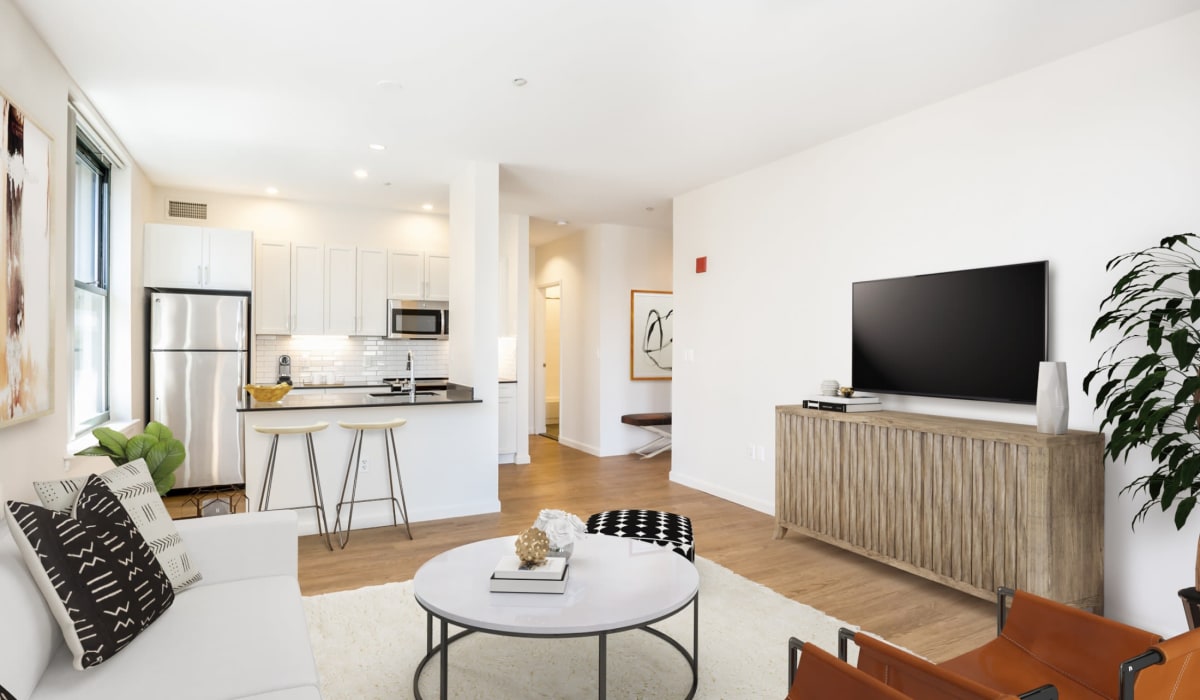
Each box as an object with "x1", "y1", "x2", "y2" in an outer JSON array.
[
  {"x1": 254, "y1": 241, "x2": 291, "y2": 334},
  {"x1": 499, "y1": 382, "x2": 517, "y2": 460},
  {"x1": 325, "y1": 245, "x2": 357, "y2": 335},
  {"x1": 388, "y1": 250, "x2": 449, "y2": 301},
  {"x1": 292, "y1": 244, "x2": 325, "y2": 334},
  {"x1": 145, "y1": 223, "x2": 252, "y2": 291},
  {"x1": 356, "y1": 248, "x2": 387, "y2": 336}
]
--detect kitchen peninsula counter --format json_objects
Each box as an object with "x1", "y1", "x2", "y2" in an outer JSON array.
[
  {"x1": 239, "y1": 381, "x2": 498, "y2": 538},
  {"x1": 237, "y1": 384, "x2": 479, "y2": 412}
]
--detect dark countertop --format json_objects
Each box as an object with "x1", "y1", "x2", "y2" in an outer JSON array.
[{"x1": 238, "y1": 384, "x2": 479, "y2": 412}]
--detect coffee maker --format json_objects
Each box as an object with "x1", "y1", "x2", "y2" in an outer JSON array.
[{"x1": 277, "y1": 355, "x2": 292, "y2": 385}]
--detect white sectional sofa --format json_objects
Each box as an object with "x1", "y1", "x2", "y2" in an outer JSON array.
[{"x1": 0, "y1": 509, "x2": 322, "y2": 700}]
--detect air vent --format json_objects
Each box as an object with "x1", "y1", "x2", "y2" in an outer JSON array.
[{"x1": 167, "y1": 200, "x2": 208, "y2": 220}]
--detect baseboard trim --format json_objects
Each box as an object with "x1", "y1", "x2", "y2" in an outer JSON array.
[
  {"x1": 287, "y1": 499, "x2": 502, "y2": 537},
  {"x1": 669, "y1": 471, "x2": 773, "y2": 515},
  {"x1": 558, "y1": 436, "x2": 600, "y2": 456}
]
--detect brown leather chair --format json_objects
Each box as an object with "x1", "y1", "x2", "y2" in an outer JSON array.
[
  {"x1": 938, "y1": 588, "x2": 1200, "y2": 700},
  {"x1": 1179, "y1": 587, "x2": 1200, "y2": 630},
  {"x1": 840, "y1": 629, "x2": 1049, "y2": 699},
  {"x1": 786, "y1": 637, "x2": 912, "y2": 700}
]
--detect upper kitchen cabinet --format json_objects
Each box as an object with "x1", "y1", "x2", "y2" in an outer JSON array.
[
  {"x1": 325, "y1": 245, "x2": 357, "y2": 335},
  {"x1": 292, "y1": 244, "x2": 325, "y2": 334},
  {"x1": 254, "y1": 241, "x2": 291, "y2": 334},
  {"x1": 144, "y1": 223, "x2": 253, "y2": 291},
  {"x1": 388, "y1": 250, "x2": 449, "y2": 301},
  {"x1": 357, "y1": 248, "x2": 387, "y2": 336}
]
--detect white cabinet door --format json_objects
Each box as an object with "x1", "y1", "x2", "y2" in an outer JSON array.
[
  {"x1": 325, "y1": 245, "x2": 357, "y2": 335},
  {"x1": 426, "y1": 254, "x2": 450, "y2": 301},
  {"x1": 388, "y1": 250, "x2": 425, "y2": 299},
  {"x1": 145, "y1": 223, "x2": 205, "y2": 288},
  {"x1": 205, "y1": 228, "x2": 253, "y2": 291},
  {"x1": 357, "y1": 247, "x2": 387, "y2": 336},
  {"x1": 292, "y1": 244, "x2": 324, "y2": 334},
  {"x1": 498, "y1": 383, "x2": 517, "y2": 456},
  {"x1": 254, "y1": 241, "x2": 291, "y2": 335}
]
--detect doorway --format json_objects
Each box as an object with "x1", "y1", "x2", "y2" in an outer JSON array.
[{"x1": 542, "y1": 285, "x2": 561, "y2": 440}]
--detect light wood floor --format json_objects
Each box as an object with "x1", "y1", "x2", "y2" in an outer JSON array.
[{"x1": 276, "y1": 435, "x2": 995, "y2": 662}]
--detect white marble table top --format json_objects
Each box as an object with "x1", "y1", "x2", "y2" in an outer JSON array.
[{"x1": 413, "y1": 533, "x2": 700, "y2": 636}]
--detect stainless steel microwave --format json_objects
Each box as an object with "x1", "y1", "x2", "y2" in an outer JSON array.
[{"x1": 387, "y1": 299, "x2": 449, "y2": 340}]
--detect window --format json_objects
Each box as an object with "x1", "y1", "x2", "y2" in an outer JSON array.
[{"x1": 72, "y1": 135, "x2": 110, "y2": 433}]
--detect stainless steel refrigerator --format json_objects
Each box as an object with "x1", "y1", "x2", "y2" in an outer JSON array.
[{"x1": 149, "y1": 291, "x2": 248, "y2": 488}]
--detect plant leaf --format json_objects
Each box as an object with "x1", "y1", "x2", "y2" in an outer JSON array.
[
  {"x1": 125, "y1": 434, "x2": 158, "y2": 463},
  {"x1": 1169, "y1": 329, "x2": 1199, "y2": 368},
  {"x1": 92, "y1": 427, "x2": 128, "y2": 458},
  {"x1": 145, "y1": 421, "x2": 173, "y2": 441},
  {"x1": 1175, "y1": 497, "x2": 1197, "y2": 530}
]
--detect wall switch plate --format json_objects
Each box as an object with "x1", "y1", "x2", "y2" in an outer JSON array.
[{"x1": 358, "y1": 458, "x2": 368, "y2": 472}]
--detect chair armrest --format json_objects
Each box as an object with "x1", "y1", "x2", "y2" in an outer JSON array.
[
  {"x1": 174, "y1": 511, "x2": 299, "y2": 587},
  {"x1": 845, "y1": 629, "x2": 1031, "y2": 699},
  {"x1": 787, "y1": 637, "x2": 910, "y2": 700},
  {"x1": 1179, "y1": 587, "x2": 1200, "y2": 630},
  {"x1": 1124, "y1": 628, "x2": 1200, "y2": 699}
]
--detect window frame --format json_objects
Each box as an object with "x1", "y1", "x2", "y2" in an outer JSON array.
[{"x1": 72, "y1": 133, "x2": 112, "y2": 434}]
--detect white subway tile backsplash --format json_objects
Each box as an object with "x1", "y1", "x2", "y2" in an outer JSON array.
[{"x1": 254, "y1": 336, "x2": 449, "y2": 384}]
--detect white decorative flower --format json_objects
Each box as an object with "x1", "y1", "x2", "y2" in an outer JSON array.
[{"x1": 534, "y1": 509, "x2": 586, "y2": 549}]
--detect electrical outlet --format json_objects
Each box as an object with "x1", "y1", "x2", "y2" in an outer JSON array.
[
  {"x1": 747, "y1": 443, "x2": 755, "y2": 458},
  {"x1": 756, "y1": 445, "x2": 766, "y2": 462},
  {"x1": 358, "y1": 458, "x2": 368, "y2": 472}
]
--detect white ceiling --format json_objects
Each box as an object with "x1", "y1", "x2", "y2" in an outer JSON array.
[{"x1": 14, "y1": 0, "x2": 1200, "y2": 234}]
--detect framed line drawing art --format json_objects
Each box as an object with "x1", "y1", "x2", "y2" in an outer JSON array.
[
  {"x1": 631, "y1": 290, "x2": 672, "y2": 381},
  {"x1": 1, "y1": 92, "x2": 54, "y2": 428}
]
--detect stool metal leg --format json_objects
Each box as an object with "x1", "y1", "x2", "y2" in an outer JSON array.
[
  {"x1": 386, "y1": 426, "x2": 413, "y2": 539},
  {"x1": 334, "y1": 429, "x2": 366, "y2": 549},
  {"x1": 258, "y1": 435, "x2": 280, "y2": 512},
  {"x1": 305, "y1": 433, "x2": 333, "y2": 551}
]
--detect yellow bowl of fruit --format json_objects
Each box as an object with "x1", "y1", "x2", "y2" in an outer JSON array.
[{"x1": 244, "y1": 383, "x2": 292, "y2": 403}]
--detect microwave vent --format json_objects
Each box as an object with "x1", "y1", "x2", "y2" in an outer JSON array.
[{"x1": 167, "y1": 200, "x2": 208, "y2": 220}]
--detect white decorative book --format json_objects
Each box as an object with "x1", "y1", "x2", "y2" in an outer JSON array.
[{"x1": 493, "y1": 555, "x2": 568, "y2": 580}]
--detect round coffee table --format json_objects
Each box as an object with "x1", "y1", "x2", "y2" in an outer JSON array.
[{"x1": 412, "y1": 533, "x2": 700, "y2": 699}]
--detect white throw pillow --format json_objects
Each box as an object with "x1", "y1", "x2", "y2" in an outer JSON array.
[{"x1": 34, "y1": 459, "x2": 201, "y2": 591}]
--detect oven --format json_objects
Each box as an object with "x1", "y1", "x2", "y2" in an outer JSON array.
[{"x1": 387, "y1": 299, "x2": 449, "y2": 340}]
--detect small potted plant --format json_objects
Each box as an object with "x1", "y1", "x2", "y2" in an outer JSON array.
[{"x1": 75, "y1": 421, "x2": 186, "y2": 496}]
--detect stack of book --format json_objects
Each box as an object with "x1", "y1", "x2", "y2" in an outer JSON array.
[
  {"x1": 489, "y1": 555, "x2": 570, "y2": 594},
  {"x1": 802, "y1": 394, "x2": 882, "y2": 413}
]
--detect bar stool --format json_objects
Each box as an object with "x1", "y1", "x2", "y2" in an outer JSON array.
[
  {"x1": 253, "y1": 422, "x2": 333, "y2": 551},
  {"x1": 333, "y1": 417, "x2": 412, "y2": 548}
]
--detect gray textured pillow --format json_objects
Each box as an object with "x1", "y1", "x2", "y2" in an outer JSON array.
[{"x1": 34, "y1": 459, "x2": 201, "y2": 591}]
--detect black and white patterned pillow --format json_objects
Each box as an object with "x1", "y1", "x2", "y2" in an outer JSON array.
[
  {"x1": 0, "y1": 682, "x2": 15, "y2": 700},
  {"x1": 4, "y1": 475, "x2": 175, "y2": 670},
  {"x1": 35, "y1": 459, "x2": 202, "y2": 591},
  {"x1": 586, "y1": 509, "x2": 695, "y2": 561}
]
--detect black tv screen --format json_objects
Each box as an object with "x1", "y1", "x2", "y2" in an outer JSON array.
[{"x1": 852, "y1": 261, "x2": 1048, "y2": 404}]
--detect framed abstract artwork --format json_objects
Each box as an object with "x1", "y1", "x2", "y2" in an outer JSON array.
[
  {"x1": 630, "y1": 290, "x2": 672, "y2": 381},
  {"x1": 1, "y1": 92, "x2": 54, "y2": 428}
]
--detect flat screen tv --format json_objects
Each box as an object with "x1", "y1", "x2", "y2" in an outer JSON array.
[{"x1": 852, "y1": 261, "x2": 1048, "y2": 404}]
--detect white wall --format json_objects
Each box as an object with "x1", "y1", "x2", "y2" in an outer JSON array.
[
  {"x1": 533, "y1": 224, "x2": 671, "y2": 456},
  {"x1": 151, "y1": 188, "x2": 449, "y2": 252},
  {"x1": 673, "y1": 11, "x2": 1200, "y2": 634},
  {"x1": 0, "y1": 0, "x2": 153, "y2": 499}
]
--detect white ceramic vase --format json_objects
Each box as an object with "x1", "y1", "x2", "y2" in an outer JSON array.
[{"x1": 1036, "y1": 361, "x2": 1069, "y2": 435}]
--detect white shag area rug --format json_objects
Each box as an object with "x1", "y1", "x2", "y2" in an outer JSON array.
[{"x1": 303, "y1": 557, "x2": 860, "y2": 699}]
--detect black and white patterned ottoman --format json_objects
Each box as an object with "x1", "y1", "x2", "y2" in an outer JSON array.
[{"x1": 585, "y1": 509, "x2": 694, "y2": 561}]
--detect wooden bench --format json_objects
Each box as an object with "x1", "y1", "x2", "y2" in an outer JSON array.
[{"x1": 622, "y1": 412, "x2": 672, "y2": 458}]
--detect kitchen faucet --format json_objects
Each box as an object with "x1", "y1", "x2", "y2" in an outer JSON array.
[{"x1": 406, "y1": 350, "x2": 415, "y2": 399}]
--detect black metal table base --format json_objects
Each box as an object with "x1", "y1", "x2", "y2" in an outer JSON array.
[{"x1": 413, "y1": 592, "x2": 700, "y2": 699}]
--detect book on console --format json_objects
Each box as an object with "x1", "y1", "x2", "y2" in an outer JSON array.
[
  {"x1": 492, "y1": 555, "x2": 568, "y2": 580},
  {"x1": 490, "y1": 565, "x2": 569, "y2": 593},
  {"x1": 805, "y1": 394, "x2": 881, "y2": 405},
  {"x1": 818, "y1": 401, "x2": 882, "y2": 413}
]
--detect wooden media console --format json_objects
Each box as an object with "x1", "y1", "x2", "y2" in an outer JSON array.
[{"x1": 775, "y1": 406, "x2": 1105, "y2": 610}]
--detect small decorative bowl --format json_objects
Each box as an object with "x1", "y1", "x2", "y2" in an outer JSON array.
[{"x1": 245, "y1": 383, "x2": 292, "y2": 402}]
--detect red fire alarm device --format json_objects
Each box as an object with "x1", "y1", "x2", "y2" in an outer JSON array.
[{"x1": 695, "y1": 256, "x2": 707, "y2": 273}]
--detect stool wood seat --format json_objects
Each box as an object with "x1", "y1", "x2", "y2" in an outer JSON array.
[
  {"x1": 252, "y1": 422, "x2": 332, "y2": 550},
  {"x1": 333, "y1": 418, "x2": 412, "y2": 548},
  {"x1": 336, "y1": 418, "x2": 407, "y2": 431},
  {"x1": 621, "y1": 412, "x2": 672, "y2": 458}
]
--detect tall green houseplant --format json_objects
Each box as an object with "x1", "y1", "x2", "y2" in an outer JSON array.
[
  {"x1": 75, "y1": 421, "x2": 186, "y2": 495},
  {"x1": 1086, "y1": 232, "x2": 1200, "y2": 529}
]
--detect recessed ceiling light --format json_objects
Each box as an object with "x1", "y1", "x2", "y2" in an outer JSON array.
[
  {"x1": 556, "y1": 219, "x2": 568, "y2": 226},
  {"x1": 375, "y1": 79, "x2": 400, "y2": 89},
  {"x1": 354, "y1": 169, "x2": 368, "y2": 179},
  {"x1": 368, "y1": 143, "x2": 386, "y2": 151},
  {"x1": 265, "y1": 186, "x2": 279, "y2": 195},
  {"x1": 422, "y1": 203, "x2": 434, "y2": 211},
  {"x1": 512, "y1": 78, "x2": 528, "y2": 87}
]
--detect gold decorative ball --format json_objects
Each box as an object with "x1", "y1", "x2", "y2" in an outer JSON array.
[
  {"x1": 515, "y1": 527, "x2": 549, "y2": 566},
  {"x1": 838, "y1": 386, "x2": 855, "y2": 398}
]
